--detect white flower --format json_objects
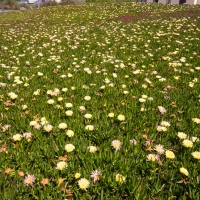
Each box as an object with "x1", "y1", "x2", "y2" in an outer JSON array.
[
  {"x1": 62, "y1": 88, "x2": 68, "y2": 92},
  {"x1": 78, "y1": 178, "x2": 90, "y2": 190},
  {"x1": 147, "y1": 154, "x2": 158, "y2": 162},
  {"x1": 139, "y1": 98, "x2": 146, "y2": 103},
  {"x1": 85, "y1": 125, "x2": 94, "y2": 131},
  {"x1": 65, "y1": 144, "x2": 75, "y2": 152},
  {"x1": 160, "y1": 121, "x2": 170, "y2": 127},
  {"x1": 47, "y1": 99, "x2": 54, "y2": 104},
  {"x1": 29, "y1": 121, "x2": 37, "y2": 127},
  {"x1": 123, "y1": 90, "x2": 129, "y2": 94},
  {"x1": 84, "y1": 96, "x2": 91, "y2": 101},
  {"x1": 177, "y1": 132, "x2": 187, "y2": 139},
  {"x1": 65, "y1": 110, "x2": 73, "y2": 116},
  {"x1": 154, "y1": 144, "x2": 165, "y2": 154},
  {"x1": 117, "y1": 115, "x2": 125, "y2": 121},
  {"x1": 43, "y1": 124, "x2": 53, "y2": 132},
  {"x1": 56, "y1": 161, "x2": 67, "y2": 170},
  {"x1": 182, "y1": 139, "x2": 193, "y2": 148},
  {"x1": 65, "y1": 103, "x2": 73, "y2": 108},
  {"x1": 157, "y1": 126, "x2": 167, "y2": 132},
  {"x1": 148, "y1": 97, "x2": 154, "y2": 101},
  {"x1": 8, "y1": 92, "x2": 18, "y2": 99},
  {"x1": 58, "y1": 123, "x2": 67, "y2": 129},
  {"x1": 191, "y1": 136, "x2": 199, "y2": 142},
  {"x1": 113, "y1": 73, "x2": 117, "y2": 78},
  {"x1": 66, "y1": 130, "x2": 74, "y2": 137},
  {"x1": 79, "y1": 106, "x2": 86, "y2": 111},
  {"x1": 33, "y1": 89, "x2": 40, "y2": 96},
  {"x1": 88, "y1": 146, "x2": 97, "y2": 153},
  {"x1": 38, "y1": 72, "x2": 43, "y2": 76},
  {"x1": 158, "y1": 106, "x2": 166, "y2": 114},
  {"x1": 111, "y1": 140, "x2": 122, "y2": 151},
  {"x1": 22, "y1": 105, "x2": 28, "y2": 110},
  {"x1": 84, "y1": 114, "x2": 92, "y2": 119}
]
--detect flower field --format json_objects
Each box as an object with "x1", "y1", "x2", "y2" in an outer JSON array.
[{"x1": 0, "y1": 2, "x2": 200, "y2": 199}]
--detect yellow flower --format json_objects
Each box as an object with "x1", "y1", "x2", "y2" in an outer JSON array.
[
  {"x1": 78, "y1": 178, "x2": 90, "y2": 190},
  {"x1": 13, "y1": 134, "x2": 22, "y2": 141},
  {"x1": 74, "y1": 173, "x2": 81, "y2": 179},
  {"x1": 191, "y1": 151, "x2": 200, "y2": 160},
  {"x1": 192, "y1": 118, "x2": 200, "y2": 124},
  {"x1": 65, "y1": 144, "x2": 75, "y2": 152},
  {"x1": 71, "y1": 86, "x2": 76, "y2": 90},
  {"x1": 117, "y1": 114, "x2": 125, "y2": 121},
  {"x1": 115, "y1": 174, "x2": 126, "y2": 183},
  {"x1": 108, "y1": 113, "x2": 114, "y2": 118},
  {"x1": 57, "y1": 97, "x2": 63, "y2": 102},
  {"x1": 180, "y1": 167, "x2": 189, "y2": 176},
  {"x1": 121, "y1": 84, "x2": 126, "y2": 89},
  {"x1": 189, "y1": 82, "x2": 194, "y2": 88},
  {"x1": 182, "y1": 139, "x2": 193, "y2": 148},
  {"x1": 165, "y1": 150, "x2": 175, "y2": 159},
  {"x1": 22, "y1": 105, "x2": 28, "y2": 110},
  {"x1": 142, "y1": 95, "x2": 148, "y2": 99}
]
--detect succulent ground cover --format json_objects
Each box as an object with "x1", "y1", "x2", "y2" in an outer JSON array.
[{"x1": 0, "y1": 2, "x2": 200, "y2": 199}]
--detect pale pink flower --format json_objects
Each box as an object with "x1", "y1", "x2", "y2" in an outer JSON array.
[
  {"x1": 90, "y1": 170, "x2": 102, "y2": 183},
  {"x1": 24, "y1": 174, "x2": 35, "y2": 187}
]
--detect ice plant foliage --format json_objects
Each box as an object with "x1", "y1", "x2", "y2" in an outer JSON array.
[{"x1": 0, "y1": 2, "x2": 200, "y2": 199}]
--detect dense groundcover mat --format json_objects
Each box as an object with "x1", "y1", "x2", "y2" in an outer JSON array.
[{"x1": 0, "y1": 2, "x2": 200, "y2": 199}]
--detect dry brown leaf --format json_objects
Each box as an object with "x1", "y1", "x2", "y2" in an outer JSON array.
[
  {"x1": 67, "y1": 190, "x2": 73, "y2": 197},
  {"x1": 59, "y1": 155, "x2": 68, "y2": 161},
  {"x1": 58, "y1": 178, "x2": 64, "y2": 185}
]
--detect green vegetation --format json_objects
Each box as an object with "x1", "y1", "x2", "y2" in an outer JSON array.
[{"x1": 0, "y1": 3, "x2": 200, "y2": 199}]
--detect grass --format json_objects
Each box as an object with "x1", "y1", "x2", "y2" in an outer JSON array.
[{"x1": 0, "y1": 2, "x2": 200, "y2": 199}]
